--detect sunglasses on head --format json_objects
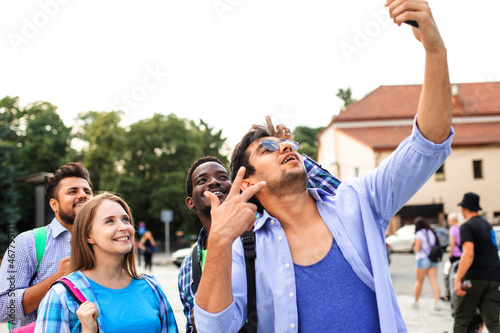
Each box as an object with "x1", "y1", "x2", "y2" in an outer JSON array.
[{"x1": 259, "y1": 139, "x2": 300, "y2": 152}]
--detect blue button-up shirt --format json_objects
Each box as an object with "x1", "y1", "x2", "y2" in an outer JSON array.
[
  {"x1": 0, "y1": 218, "x2": 71, "y2": 329},
  {"x1": 194, "y1": 120, "x2": 454, "y2": 332}
]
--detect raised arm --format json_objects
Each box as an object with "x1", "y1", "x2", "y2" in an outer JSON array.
[{"x1": 386, "y1": 0, "x2": 452, "y2": 143}]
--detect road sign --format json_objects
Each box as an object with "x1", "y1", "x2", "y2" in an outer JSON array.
[{"x1": 161, "y1": 209, "x2": 173, "y2": 223}]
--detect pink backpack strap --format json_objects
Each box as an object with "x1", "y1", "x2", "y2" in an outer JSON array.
[{"x1": 54, "y1": 277, "x2": 87, "y2": 304}]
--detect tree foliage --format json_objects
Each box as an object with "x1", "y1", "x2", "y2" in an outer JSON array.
[
  {"x1": 0, "y1": 97, "x2": 74, "y2": 253},
  {"x1": 76, "y1": 110, "x2": 125, "y2": 191},
  {"x1": 293, "y1": 126, "x2": 322, "y2": 159},
  {"x1": 0, "y1": 95, "x2": 230, "y2": 253},
  {"x1": 0, "y1": 97, "x2": 22, "y2": 254},
  {"x1": 336, "y1": 87, "x2": 356, "y2": 108}
]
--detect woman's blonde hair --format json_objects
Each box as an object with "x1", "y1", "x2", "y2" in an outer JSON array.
[{"x1": 69, "y1": 192, "x2": 140, "y2": 278}]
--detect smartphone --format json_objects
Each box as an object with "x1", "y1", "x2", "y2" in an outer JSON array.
[{"x1": 404, "y1": 20, "x2": 419, "y2": 28}]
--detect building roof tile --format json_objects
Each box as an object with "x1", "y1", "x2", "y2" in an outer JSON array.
[
  {"x1": 338, "y1": 122, "x2": 500, "y2": 151},
  {"x1": 333, "y1": 82, "x2": 500, "y2": 123}
]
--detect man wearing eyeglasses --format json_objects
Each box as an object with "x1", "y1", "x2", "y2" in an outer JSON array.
[{"x1": 193, "y1": 1, "x2": 454, "y2": 332}]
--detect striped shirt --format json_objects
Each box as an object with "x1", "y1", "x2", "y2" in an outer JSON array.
[
  {"x1": 0, "y1": 218, "x2": 71, "y2": 330},
  {"x1": 177, "y1": 155, "x2": 340, "y2": 332}
]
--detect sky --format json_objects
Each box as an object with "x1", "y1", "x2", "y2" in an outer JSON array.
[{"x1": 1, "y1": 0, "x2": 499, "y2": 151}]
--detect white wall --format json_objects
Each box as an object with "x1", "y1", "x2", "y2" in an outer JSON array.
[
  {"x1": 317, "y1": 126, "x2": 338, "y2": 175},
  {"x1": 406, "y1": 146, "x2": 500, "y2": 223},
  {"x1": 336, "y1": 131, "x2": 376, "y2": 179},
  {"x1": 319, "y1": 130, "x2": 500, "y2": 223}
]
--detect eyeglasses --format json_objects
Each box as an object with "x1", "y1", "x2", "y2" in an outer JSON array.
[{"x1": 259, "y1": 139, "x2": 299, "y2": 152}]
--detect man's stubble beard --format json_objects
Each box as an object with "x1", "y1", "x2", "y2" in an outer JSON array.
[
  {"x1": 200, "y1": 205, "x2": 212, "y2": 219},
  {"x1": 265, "y1": 169, "x2": 308, "y2": 198},
  {"x1": 58, "y1": 207, "x2": 76, "y2": 225}
]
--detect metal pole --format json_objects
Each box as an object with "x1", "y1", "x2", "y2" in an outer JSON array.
[{"x1": 165, "y1": 218, "x2": 170, "y2": 259}]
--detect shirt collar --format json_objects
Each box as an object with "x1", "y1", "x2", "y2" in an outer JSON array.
[
  {"x1": 254, "y1": 188, "x2": 331, "y2": 232},
  {"x1": 48, "y1": 217, "x2": 71, "y2": 238}
]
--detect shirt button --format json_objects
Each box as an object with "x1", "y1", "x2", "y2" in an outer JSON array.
[
  {"x1": 290, "y1": 323, "x2": 296, "y2": 328},
  {"x1": 278, "y1": 235, "x2": 283, "y2": 241},
  {"x1": 289, "y1": 292, "x2": 294, "y2": 298},
  {"x1": 270, "y1": 220, "x2": 275, "y2": 225},
  {"x1": 285, "y1": 263, "x2": 290, "y2": 269}
]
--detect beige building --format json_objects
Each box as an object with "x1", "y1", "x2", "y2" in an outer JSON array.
[{"x1": 317, "y1": 82, "x2": 500, "y2": 233}]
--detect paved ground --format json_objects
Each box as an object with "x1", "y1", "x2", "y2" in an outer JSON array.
[{"x1": 1, "y1": 253, "x2": 489, "y2": 332}]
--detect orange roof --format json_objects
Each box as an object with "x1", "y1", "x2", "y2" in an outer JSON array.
[
  {"x1": 338, "y1": 122, "x2": 500, "y2": 151},
  {"x1": 333, "y1": 82, "x2": 500, "y2": 123}
]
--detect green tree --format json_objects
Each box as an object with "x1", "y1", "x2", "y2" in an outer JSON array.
[
  {"x1": 336, "y1": 87, "x2": 356, "y2": 108},
  {"x1": 75, "y1": 110, "x2": 126, "y2": 191},
  {"x1": 0, "y1": 97, "x2": 74, "y2": 244},
  {"x1": 293, "y1": 126, "x2": 322, "y2": 159},
  {"x1": 0, "y1": 97, "x2": 22, "y2": 254},
  {"x1": 116, "y1": 114, "x2": 210, "y2": 245},
  {"x1": 191, "y1": 119, "x2": 228, "y2": 165},
  {"x1": 15, "y1": 101, "x2": 73, "y2": 173}
]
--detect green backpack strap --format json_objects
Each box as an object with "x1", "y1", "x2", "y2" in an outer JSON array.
[{"x1": 33, "y1": 226, "x2": 47, "y2": 272}]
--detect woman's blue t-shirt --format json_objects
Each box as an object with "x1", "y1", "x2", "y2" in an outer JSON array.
[{"x1": 86, "y1": 277, "x2": 161, "y2": 333}]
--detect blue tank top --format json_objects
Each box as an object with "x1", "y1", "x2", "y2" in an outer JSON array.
[
  {"x1": 86, "y1": 277, "x2": 161, "y2": 333},
  {"x1": 294, "y1": 237, "x2": 380, "y2": 332}
]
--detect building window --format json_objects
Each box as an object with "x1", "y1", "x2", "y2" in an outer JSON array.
[
  {"x1": 494, "y1": 212, "x2": 500, "y2": 225},
  {"x1": 473, "y1": 160, "x2": 483, "y2": 179},
  {"x1": 435, "y1": 164, "x2": 445, "y2": 181}
]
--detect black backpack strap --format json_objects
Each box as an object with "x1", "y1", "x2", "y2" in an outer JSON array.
[
  {"x1": 191, "y1": 244, "x2": 201, "y2": 294},
  {"x1": 239, "y1": 230, "x2": 257, "y2": 333},
  {"x1": 190, "y1": 232, "x2": 257, "y2": 332}
]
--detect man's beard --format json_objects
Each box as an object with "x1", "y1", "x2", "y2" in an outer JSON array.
[
  {"x1": 58, "y1": 207, "x2": 76, "y2": 225},
  {"x1": 266, "y1": 169, "x2": 308, "y2": 198},
  {"x1": 196, "y1": 195, "x2": 227, "y2": 219},
  {"x1": 199, "y1": 205, "x2": 212, "y2": 218}
]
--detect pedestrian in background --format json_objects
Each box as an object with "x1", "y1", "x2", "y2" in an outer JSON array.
[
  {"x1": 454, "y1": 192, "x2": 500, "y2": 332},
  {"x1": 136, "y1": 221, "x2": 147, "y2": 266},
  {"x1": 139, "y1": 231, "x2": 157, "y2": 272},
  {"x1": 412, "y1": 217, "x2": 442, "y2": 311},
  {"x1": 443, "y1": 212, "x2": 463, "y2": 302}
]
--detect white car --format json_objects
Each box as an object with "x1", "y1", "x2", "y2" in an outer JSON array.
[
  {"x1": 386, "y1": 224, "x2": 449, "y2": 253},
  {"x1": 386, "y1": 225, "x2": 417, "y2": 253},
  {"x1": 171, "y1": 244, "x2": 196, "y2": 267}
]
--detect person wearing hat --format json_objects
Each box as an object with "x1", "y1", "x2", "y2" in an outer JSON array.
[{"x1": 453, "y1": 192, "x2": 500, "y2": 332}]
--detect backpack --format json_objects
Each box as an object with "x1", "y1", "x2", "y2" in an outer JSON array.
[
  {"x1": 425, "y1": 229, "x2": 443, "y2": 262},
  {"x1": 8, "y1": 226, "x2": 47, "y2": 332},
  {"x1": 30, "y1": 226, "x2": 48, "y2": 284},
  {"x1": 192, "y1": 230, "x2": 257, "y2": 333}
]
